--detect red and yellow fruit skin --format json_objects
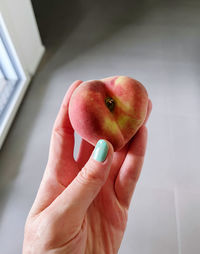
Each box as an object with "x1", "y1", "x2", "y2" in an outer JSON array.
[{"x1": 69, "y1": 76, "x2": 148, "y2": 151}]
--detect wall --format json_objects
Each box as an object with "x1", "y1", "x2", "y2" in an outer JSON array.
[{"x1": 0, "y1": 0, "x2": 45, "y2": 77}]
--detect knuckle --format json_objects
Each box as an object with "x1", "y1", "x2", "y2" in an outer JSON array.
[
  {"x1": 129, "y1": 172, "x2": 140, "y2": 183},
  {"x1": 124, "y1": 166, "x2": 141, "y2": 185},
  {"x1": 53, "y1": 126, "x2": 66, "y2": 138},
  {"x1": 77, "y1": 164, "x2": 106, "y2": 186}
]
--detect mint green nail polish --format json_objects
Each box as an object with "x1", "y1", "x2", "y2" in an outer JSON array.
[{"x1": 93, "y1": 140, "x2": 108, "y2": 162}]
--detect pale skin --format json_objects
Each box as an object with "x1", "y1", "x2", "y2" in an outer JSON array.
[{"x1": 23, "y1": 80, "x2": 152, "y2": 254}]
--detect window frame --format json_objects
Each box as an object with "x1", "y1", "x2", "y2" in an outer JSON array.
[{"x1": 0, "y1": 14, "x2": 30, "y2": 149}]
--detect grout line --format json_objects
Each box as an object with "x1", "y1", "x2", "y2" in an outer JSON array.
[{"x1": 174, "y1": 188, "x2": 182, "y2": 254}]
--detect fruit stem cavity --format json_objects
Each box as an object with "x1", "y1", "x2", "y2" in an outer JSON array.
[{"x1": 105, "y1": 97, "x2": 115, "y2": 112}]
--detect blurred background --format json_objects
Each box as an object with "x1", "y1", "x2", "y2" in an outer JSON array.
[{"x1": 0, "y1": 0, "x2": 200, "y2": 253}]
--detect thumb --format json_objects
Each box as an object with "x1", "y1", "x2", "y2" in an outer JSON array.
[{"x1": 50, "y1": 140, "x2": 114, "y2": 218}]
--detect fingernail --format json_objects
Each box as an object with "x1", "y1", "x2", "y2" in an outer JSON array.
[{"x1": 93, "y1": 140, "x2": 108, "y2": 162}]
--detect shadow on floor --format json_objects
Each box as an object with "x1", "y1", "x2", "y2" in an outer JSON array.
[{"x1": 31, "y1": 0, "x2": 157, "y2": 67}]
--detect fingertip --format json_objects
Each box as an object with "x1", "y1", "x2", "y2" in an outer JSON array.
[
  {"x1": 92, "y1": 139, "x2": 114, "y2": 163},
  {"x1": 76, "y1": 79, "x2": 83, "y2": 83},
  {"x1": 72, "y1": 80, "x2": 83, "y2": 87},
  {"x1": 139, "y1": 124, "x2": 148, "y2": 133},
  {"x1": 67, "y1": 80, "x2": 83, "y2": 98},
  {"x1": 143, "y1": 98, "x2": 152, "y2": 126},
  {"x1": 104, "y1": 140, "x2": 114, "y2": 164},
  {"x1": 148, "y1": 99, "x2": 153, "y2": 114},
  {"x1": 105, "y1": 140, "x2": 114, "y2": 155}
]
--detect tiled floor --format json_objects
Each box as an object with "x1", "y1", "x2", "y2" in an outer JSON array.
[{"x1": 0, "y1": 0, "x2": 200, "y2": 253}]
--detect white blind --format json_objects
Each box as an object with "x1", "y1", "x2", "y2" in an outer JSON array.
[
  {"x1": 0, "y1": 68, "x2": 4, "y2": 79},
  {"x1": 0, "y1": 79, "x2": 16, "y2": 115},
  {"x1": 0, "y1": 36, "x2": 17, "y2": 80}
]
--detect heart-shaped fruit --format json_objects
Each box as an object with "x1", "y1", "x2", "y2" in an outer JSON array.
[{"x1": 69, "y1": 76, "x2": 148, "y2": 151}]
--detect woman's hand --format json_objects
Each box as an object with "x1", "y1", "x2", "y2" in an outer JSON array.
[{"x1": 23, "y1": 80, "x2": 152, "y2": 254}]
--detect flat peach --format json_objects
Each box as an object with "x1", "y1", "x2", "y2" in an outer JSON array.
[{"x1": 69, "y1": 76, "x2": 148, "y2": 151}]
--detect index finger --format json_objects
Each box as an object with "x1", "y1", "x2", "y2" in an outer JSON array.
[
  {"x1": 30, "y1": 80, "x2": 83, "y2": 215},
  {"x1": 53, "y1": 80, "x2": 83, "y2": 136},
  {"x1": 49, "y1": 80, "x2": 83, "y2": 160}
]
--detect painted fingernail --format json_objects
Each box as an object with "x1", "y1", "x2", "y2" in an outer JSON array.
[{"x1": 93, "y1": 140, "x2": 108, "y2": 162}]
